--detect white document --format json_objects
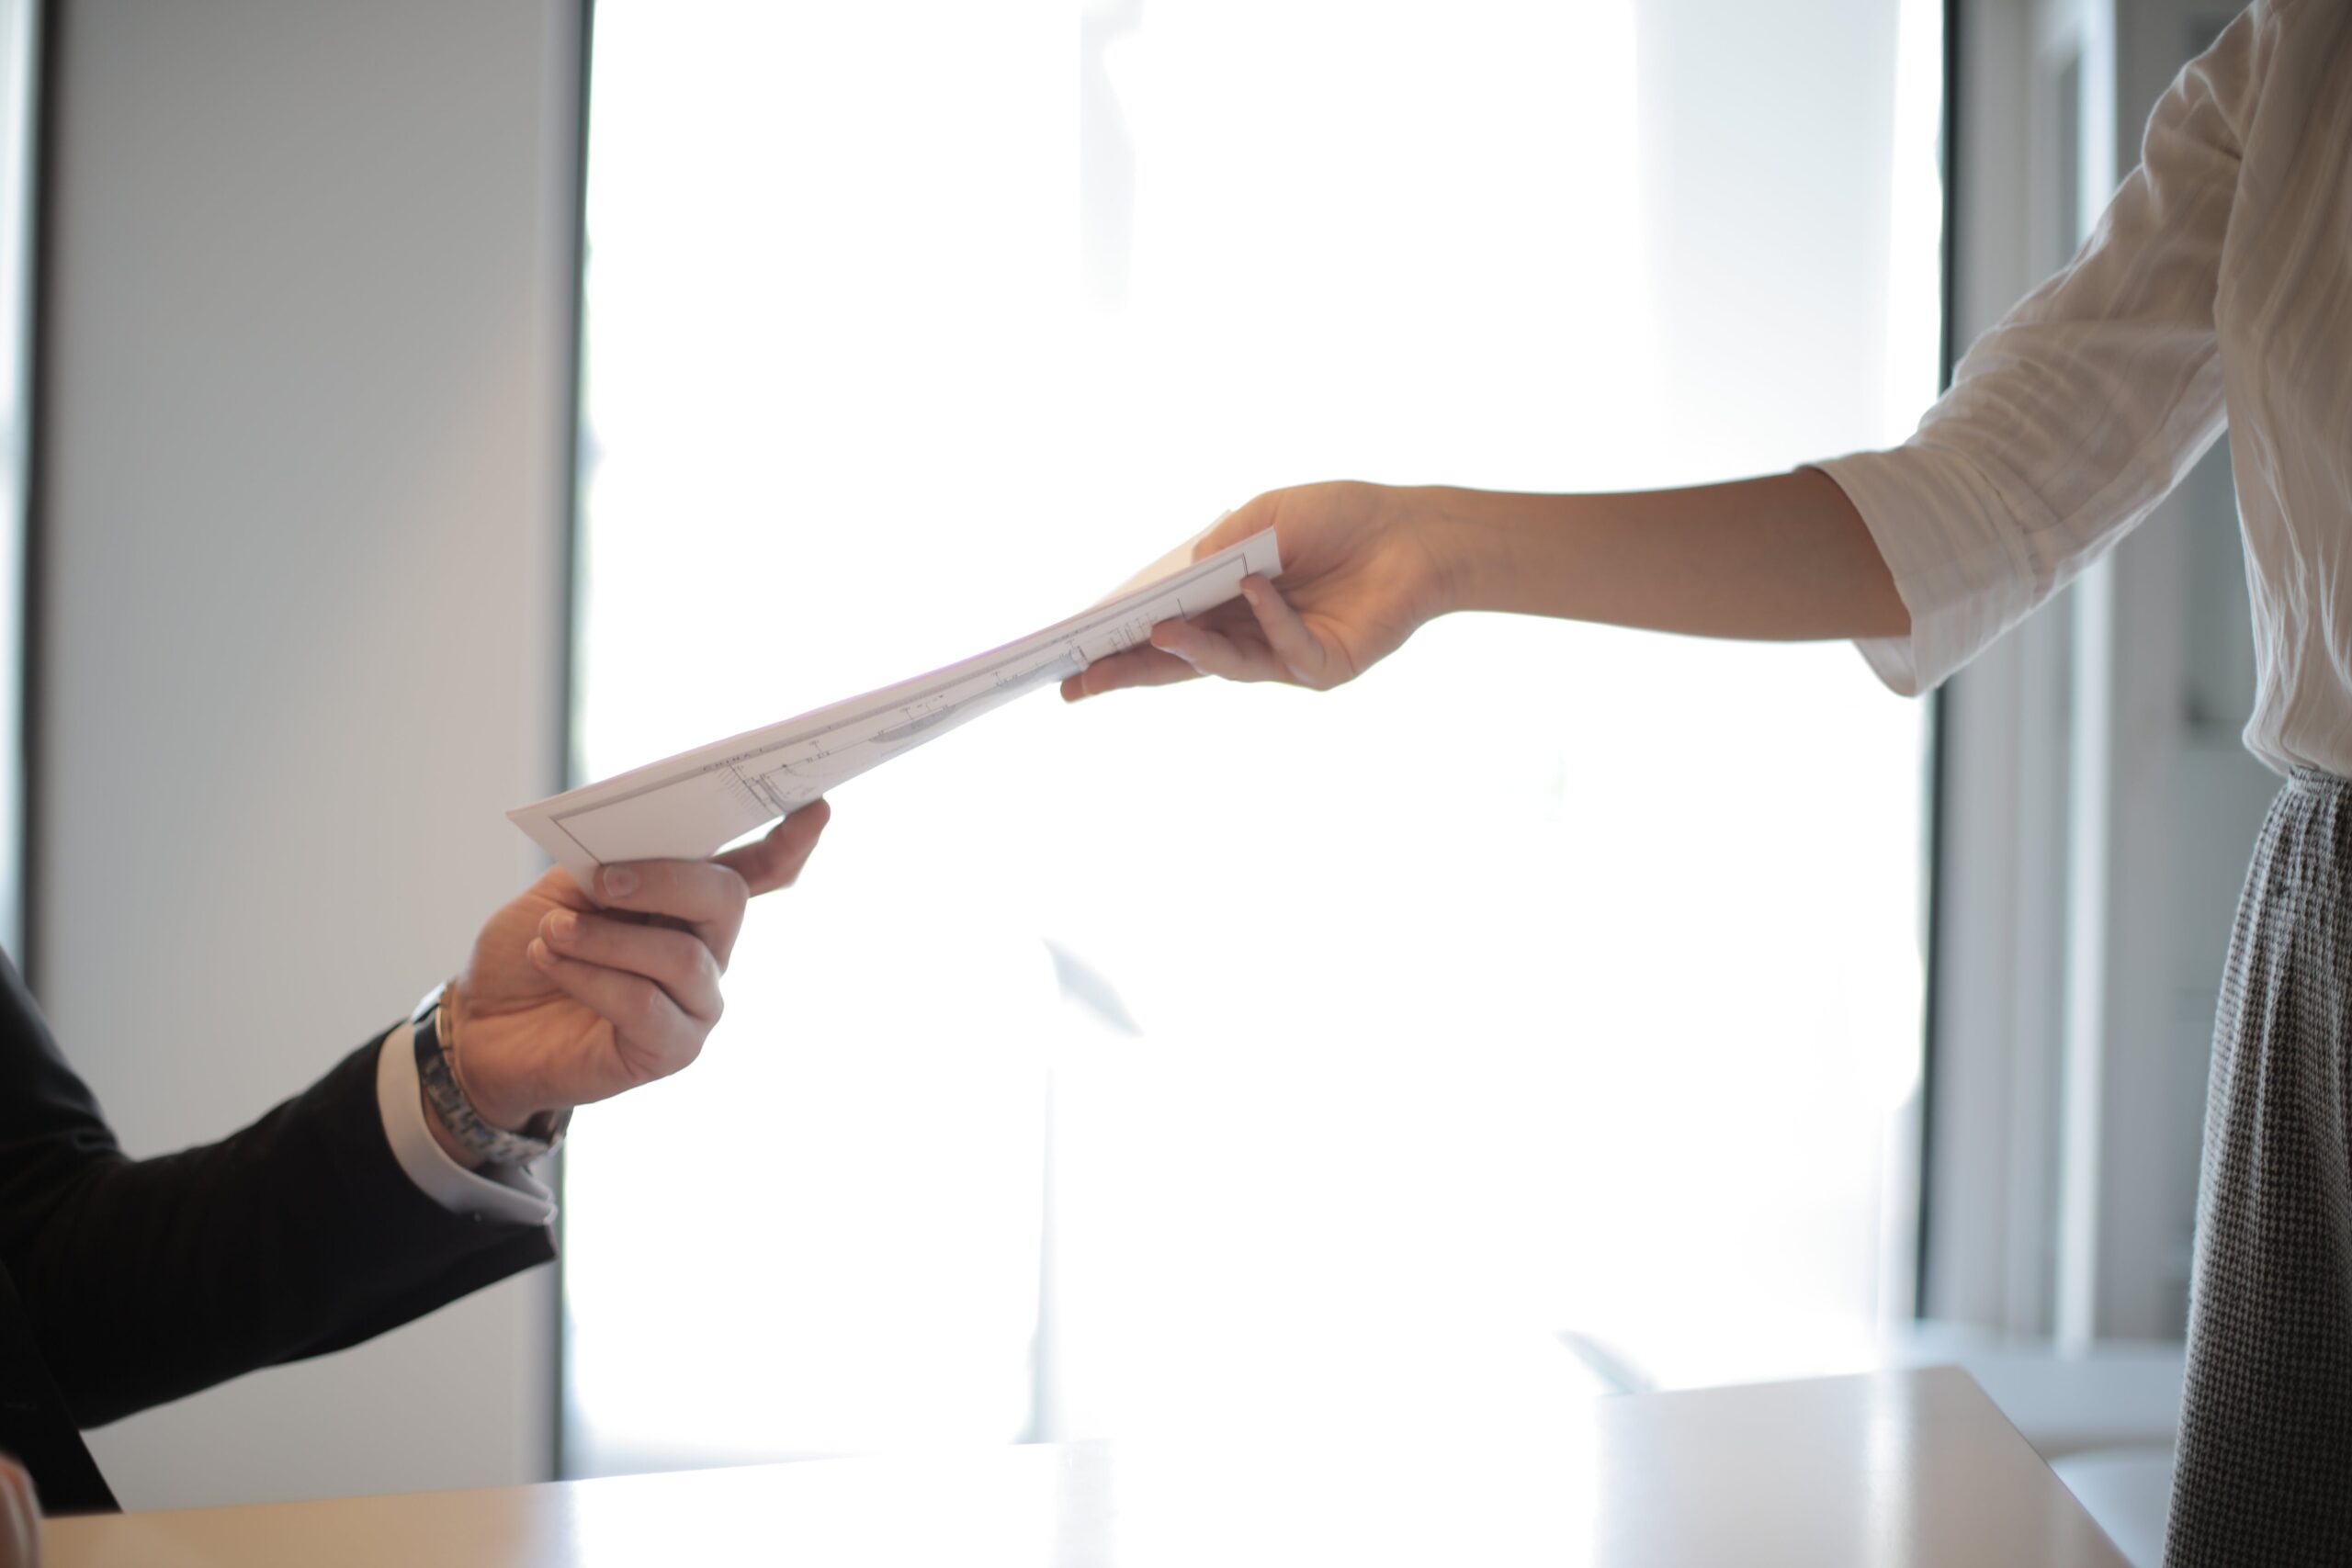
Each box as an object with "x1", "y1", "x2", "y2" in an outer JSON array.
[{"x1": 509, "y1": 527, "x2": 1282, "y2": 891}]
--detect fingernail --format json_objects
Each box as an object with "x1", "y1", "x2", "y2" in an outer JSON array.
[
  {"x1": 528, "y1": 938, "x2": 553, "y2": 966},
  {"x1": 601, "y1": 865, "x2": 638, "y2": 898},
  {"x1": 547, "y1": 909, "x2": 578, "y2": 942}
]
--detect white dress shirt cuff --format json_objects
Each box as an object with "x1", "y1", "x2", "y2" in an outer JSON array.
[
  {"x1": 375, "y1": 1021, "x2": 558, "y2": 1226},
  {"x1": 1809, "y1": 446, "x2": 2040, "y2": 697}
]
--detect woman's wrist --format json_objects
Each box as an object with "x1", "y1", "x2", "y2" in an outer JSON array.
[
  {"x1": 1388, "y1": 487, "x2": 1463, "y2": 616},
  {"x1": 1396, "y1": 484, "x2": 1557, "y2": 618}
]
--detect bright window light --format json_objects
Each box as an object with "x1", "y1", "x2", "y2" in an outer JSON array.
[{"x1": 564, "y1": 0, "x2": 1941, "y2": 1474}]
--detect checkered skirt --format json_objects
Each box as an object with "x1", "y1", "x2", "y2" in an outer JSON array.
[{"x1": 2165, "y1": 769, "x2": 2352, "y2": 1565}]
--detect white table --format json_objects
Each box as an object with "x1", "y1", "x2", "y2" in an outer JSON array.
[{"x1": 45, "y1": 1367, "x2": 2128, "y2": 1567}]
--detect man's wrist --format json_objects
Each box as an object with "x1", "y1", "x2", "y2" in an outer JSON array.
[
  {"x1": 420, "y1": 1089, "x2": 488, "y2": 1170},
  {"x1": 379, "y1": 1025, "x2": 561, "y2": 1224},
  {"x1": 440, "y1": 979, "x2": 552, "y2": 1133},
  {"x1": 413, "y1": 983, "x2": 571, "y2": 1167},
  {"x1": 418, "y1": 983, "x2": 492, "y2": 1169}
]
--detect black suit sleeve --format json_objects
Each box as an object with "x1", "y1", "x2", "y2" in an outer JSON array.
[{"x1": 0, "y1": 956, "x2": 555, "y2": 1427}]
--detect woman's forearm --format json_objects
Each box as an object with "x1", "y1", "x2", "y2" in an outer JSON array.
[{"x1": 1408, "y1": 468, "x2": 1910, "y2": 642}]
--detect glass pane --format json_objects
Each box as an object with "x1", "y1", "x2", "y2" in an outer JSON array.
[{"x1": 566, "y1": 0, "x2": 1941, "y2": 1472}]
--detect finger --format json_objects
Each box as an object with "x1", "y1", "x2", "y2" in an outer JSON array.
[
  {"x1": 1192, "y1": 491, "x2": 1277, "y2": 560},
  {"x1": 0, "y1": 1456, "x2": 37, "y2": 1568},
  {"x1": 1238, "y1": 575, "x2": 1338, "y2": 687},
  {"x1": 1061, "y1": 645, "x2": 1202, "y2": 702},
  {"x1": 528, "y1": 939, "x2": 701, "y2": 1077},
  {"x1": 541, "y1": 908, "x2": 723, "y2": 1021},
  {"x1": 593, "y1": 858, "x2": 751, "y2": 965},
  {"x1": 1066, "y1": 592, "x2": 1256, "y2": 699},
  {"x1": 1152, "y1": 618, "x2": 1284, "y2": 683},
  {"x1": 715, "y1": 798, "x2": 831, "y2": 898}
]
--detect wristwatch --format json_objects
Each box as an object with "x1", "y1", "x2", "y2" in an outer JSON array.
[{"x1": 412, "y1": 982, "x2": 570, "y2": 1168}]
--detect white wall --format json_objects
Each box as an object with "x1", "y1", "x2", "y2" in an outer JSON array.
[{"x1": 32, "y1": 0, "x2": 580, "y2": 1508}]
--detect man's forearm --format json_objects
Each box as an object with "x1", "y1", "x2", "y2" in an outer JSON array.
[
  {"x1": 1410, "y1": 468, "x2": 1910, "y2": 642},
  {"x1": 27, "y1": 1040, "x2": 552, "y2": 1427}
]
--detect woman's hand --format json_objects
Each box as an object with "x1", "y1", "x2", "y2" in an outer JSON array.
[
  {"x1": 1061, "y1": 482, "x2": 1456, "y2": 701},
  {"x1": 429, "y1": 800, "x2": 831, "y2": 1154},
  {"x1": 1061, "y1": 470, "x2": 1907, "y2": 705}
]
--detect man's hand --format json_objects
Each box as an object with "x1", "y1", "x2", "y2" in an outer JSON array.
[
  {"x1": 428, "y1": 800, "x2": 831, "y2": 1153},
  {"x1": 1060, "y1": 482, "x2": 1456, "y2": 702}
]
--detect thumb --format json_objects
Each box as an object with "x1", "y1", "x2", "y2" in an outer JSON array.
[{"x1": 1191, "y1": 492, "x2": 1277, "y2": 561}]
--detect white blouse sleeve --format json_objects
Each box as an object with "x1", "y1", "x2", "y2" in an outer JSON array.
[{"x1": 1810, "y1": 2, "x2": 2266, "y2": 695}]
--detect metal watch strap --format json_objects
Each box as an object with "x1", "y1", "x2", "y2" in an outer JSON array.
[{"x1": 411, "y1": 983, "x2": 569, "y2": 1168}]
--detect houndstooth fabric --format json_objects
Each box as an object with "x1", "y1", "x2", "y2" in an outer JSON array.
[{"x1": 2165, "y1": 769, "x2": 2352, "y2": 1566}]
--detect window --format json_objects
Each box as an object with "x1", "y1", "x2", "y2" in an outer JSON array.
[{"x1": 565, "y1": 0, "x2": 1943, "y2": 1473}]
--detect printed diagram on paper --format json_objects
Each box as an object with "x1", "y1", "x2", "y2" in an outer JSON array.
[{"x1": 508, "y1": 527, "x2": 1281, "y2": 891}]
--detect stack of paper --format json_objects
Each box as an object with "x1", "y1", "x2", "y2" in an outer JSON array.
[{"x1": 508, "y1": 527, "x2": 1281, "y2": 890}]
